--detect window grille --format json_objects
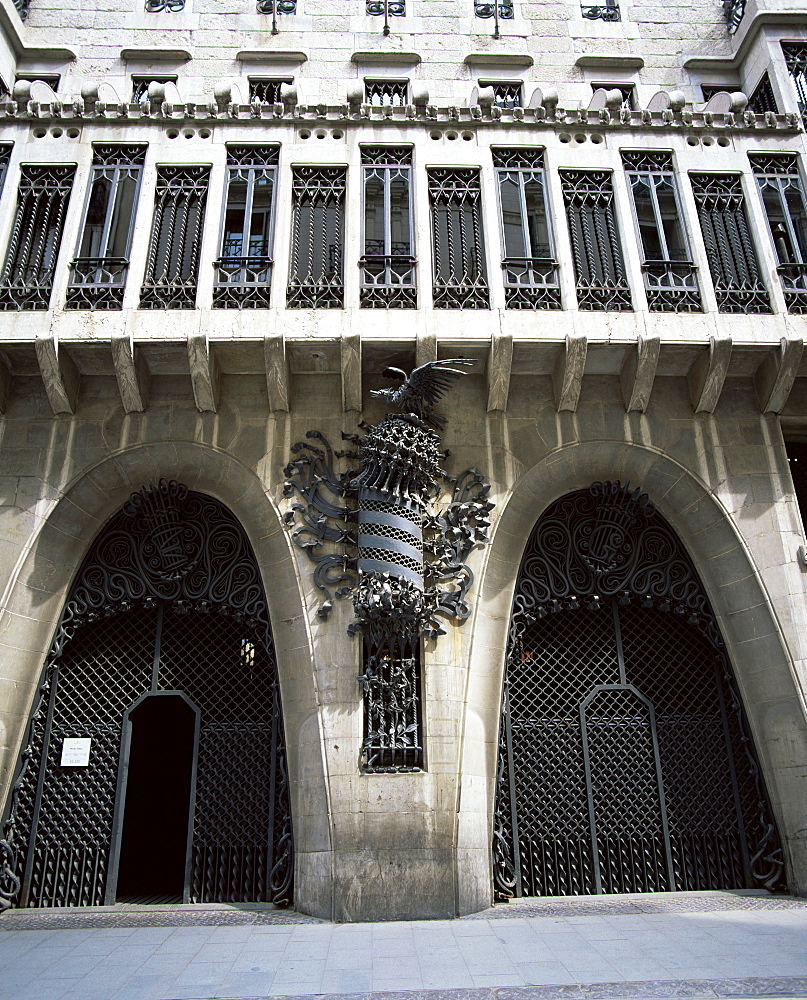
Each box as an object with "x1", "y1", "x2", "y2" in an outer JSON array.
[
  {"x1": 581, "y1": 1, "x2": 620, "y2": 21},
  {"x1": 214, "y1": 146, "x2": 279, "y2": 309},
  {"x1": 0, "y1": 164, "x2": 75, "y2": 311},
  {"x1": 66, "y1": 145, "x2": 146, "y2": 311},
  {"x1": 622, "y1": 150, "x2": 702, "y2": 313},
  {"x1": 361, "y1": 147, "x2": 416, "y2": 309},
  {"x1": 493, "y1": 148, "x2": 561, "y2": 310},
  {"x1": 15, "y1": 73, "x2": 60, "y2": 90},
  {"x1": 361, "y1": 637, "x2": 423, "y2": 773},
  {"x1": 287, "y1": 167, "x2": 346, "y2": 309},
  {"x1": 256, "y1": 0, "x2": 296, "y2": 12},
  {"x1": 700, "y1": 85, "x2": 735, "y2": 102},
  {"x1": 367, "y1": 1, "x2": 405, "y2": 16},
  {"x1": 0, "y1": 145, "x2": 11, "y2": 195},
  {"x1": 750, "y1": 153, "x2": 807, "y2": 314},
  {"x1": 558, "y1": 169, "x2": 632, "y2": 311},
  {"x1": 689, "y1": 172, "x2": 771, "y2": 314},
  {"x1": 475, "y1": 1, "x2": 514, "y2": 18},
  {"x1": 145, "y1": 0, "x2": 184, "y2": 10},
  {"x1": 248, "y1": 78, "x2": 292, "y2": 104},
  {"x1": 481, "y1": 81, "x2": 523, "y2": 109},
  {"x1": 782, "y1": 43, "x2": 807, "y2": 118},
  {"x1": 428, "y1": 168, "x2": 489, "y2": 310},
  {"x1": 13, "y1": 0, "x2": 28, "y2": 20},
  {"x1": 364, "y1": 79, "x2": 408, "y2": 107},
  {"x1": 131, "y1": 76, "x2": 176, "y2": 104},
  {"x1": 723, "y1": 0, "x2": 745, "y2": 34},
  {"x1": 747, "y1": 73, "x2": 778, "y2": 114},
  {"x1": 593, "y1": 84, "x2": 634, "y2": 110},
  {"x1": 139, "y1": 166, "x2": 209, "y2": 310}
]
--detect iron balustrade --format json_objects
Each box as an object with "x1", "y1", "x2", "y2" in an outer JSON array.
[
  {"x1": 66, "y1": 258, "x2": 130, "y2": 310},
  {"x1": 783, "y1": 43, "x2": 807, "y2": 120},
  {"x1": 365, "y1": 79, "x2": 409, "y2": 107},
  {"x1": 483, "y1": 81, "x2": 523, "y2": 109},
  {"x1": 145, "y1": 0, "x2": 184, "y2": 11},
  {"x1": 723, "y1": 0, "x2": 745, "y2": 34},
  {"x1": 248, "y1": 78, "x2": 291, "y2": 104},
  {"x1": 581, "y1": 1, "x2": 620, "y2": 21}
]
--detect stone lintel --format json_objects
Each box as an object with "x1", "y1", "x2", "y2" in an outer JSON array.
[
  {"x1": 0, "y1": 353, "x2": 10, "y2": 413},
  {"x1": 688, "y1": 335, "x2": 732, "y2": 414},
  {"x1": 187, "y1": 334, "x2": 219, "y2": 413},
  {"x1": 620, "y1": 334, "x2": 660, "y2": 413},
  {"x1": 553, "y1": 333, "x2": 587, "y2": 412},
  {"x1": 755, "y1": 336, "x2": 804, "y2": 414},
  {"x1": 111, "y1": 334, "x2": 147, "y2": 414},
  {"x1": 35, "y1": 335, "x2": 79, "y2": 415},
  {"x1": 341, "y1": 331, "x2": 362, "y2": 413},
  {"x1": 264, "y1": 333, "x2": 290, "y2": 412},
  {"x1": 487, "y1": 330, "x2": 513, "y2": 413}
]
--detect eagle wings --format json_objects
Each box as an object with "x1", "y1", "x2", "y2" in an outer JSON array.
[{"x1": 370, "y1": 358, "x2": 473, "y2": 430}]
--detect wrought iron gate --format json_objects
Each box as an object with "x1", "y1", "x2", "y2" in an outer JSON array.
[
  {"x1": 493, "y1": 482, "x2": 785, "y2": 899},
  {"x1": 0, "y1": 481, "x2": 293, "y2": 909}
]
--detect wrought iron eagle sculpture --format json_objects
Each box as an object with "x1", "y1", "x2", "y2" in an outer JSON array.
[{"x1": 370, "y1": 358, "x2": 473, "y2": 429}]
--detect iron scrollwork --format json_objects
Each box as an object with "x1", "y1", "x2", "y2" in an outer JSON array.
[{"x1": 284, "y1": 361, "x2": 493, "y2": 772}]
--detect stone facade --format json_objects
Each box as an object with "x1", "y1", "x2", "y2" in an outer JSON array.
[{"x1": 0, "y1": 0, "x2": 806, "y2": 921}]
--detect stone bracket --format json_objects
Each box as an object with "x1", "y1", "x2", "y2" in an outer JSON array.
[
  {"x1": 187, "y1": 334, "x2": 219, "y2": 413},
  {"x1": 416, "y1": 330, "x2": 438, "y2": 367},
  {"x1": 553, "y1": 333, "x2": 587, "y2": 412},
  {"x1": 264, "y1": 333, "x2": 289, "y2": 412},
  {"x1": 688, "y1": 335, "x2": 732, "y2": 414},
  {"x1": 111, "y1": 334, "x2": 148, "y2": 413},
  {"x1": 755, "y1": 336, "x2": 803, "y2": 414},
  {"x1": 341, "y1": 331, "x2": 362, "y2": 413},
  {"x1": 35, "y1": 334, "x2": 79, "y2": 415},
  {"x1": 487, "y1": 330, "x2": 513, "y2": 413},
  {"x1": 621, "y1": 334, "x2": 660, "y2": 413}
]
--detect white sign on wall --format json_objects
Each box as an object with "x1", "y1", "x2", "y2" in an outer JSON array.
[{"x1": 61, "y1": 737, "x2": 91, "y2": 767}]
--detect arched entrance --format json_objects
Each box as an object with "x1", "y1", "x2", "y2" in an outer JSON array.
[
  {"x1": 493, "y1": 481, "x2": 785, "y2": 899},
  {"x1": 3, "y1": 481, "x2": 293, "y2": 908}
]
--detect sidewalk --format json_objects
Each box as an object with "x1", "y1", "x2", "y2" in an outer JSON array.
[{"x1": 1, "y1": 892, "x2": 806, "y2": 1000}]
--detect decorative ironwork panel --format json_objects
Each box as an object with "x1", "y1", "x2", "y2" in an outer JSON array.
[
  {"x1": 581, "y1": 2, "x2": 620, "y2": 21},
  {"x1": 66, "y1": 145, "x2": 146, "y2": 311},
  {"x1": 475, "y1": 1, "x2": 514, "y2": 18},
  {"x1": 493, "y1": 483, "x2": 785, "y2": 901},
  {"x1": 287, "y1": 167, "x2": 345, "y2": 308},
  {"x1": 1, "y1": 482, "x2": 293, "y2": 910},
  {"x1": 689, "y1": 172, "x2": 771, "y2": 314},
  {"x1": 750, "y1": 152, "x2": 807, "y2": 313},
  {"x1": 482, "y1": 82, "x2": 523, "y2": 109},
  {"x1": 248, "y1": 78, "x2": 291, "y2": 104},
  {"x1": 365, "y1": 80, "x2": 409, "y2": 107},
  {"x1": 139, "y1": 166, "x2": 209, "y2": 310},
  {"x1": 131, "y1": 76, "x2": 176, "y2": 103},
  {"x1": 0, "y1": 165, "x2": 75, "y2": 311},
  {"x1": 495, "y1": 147, "x2": 561, "y2": 310},
  {"x1": 622, "y1": 150, "x2": 702, "y2": 313},
  {"x1": 359, "y1": 637, "x2": 422, "y2": 772},
  {"x1": 214, "y1": 146, "x2": 278, "y2": 309},
  {"x1": 13, "y1": 0, "x2": 28, "y2": 20},
  {"x1": 0, "y1": 145, "x2": 12, "y2": 197},
  {"x1": 257, "y1": 0, "x2": 296, "y2": 12},
  {"x1": 367, "y1": 1, "x2": 405, "y2": 15},
  {"x1": 783, "y1": 42, "x2": 807, "y2": 119},
  {"x1": 748, "y1": 73, "x2": 778, "y2": 114},
  {"x1": 361, "y1": 146, "x2": 416, "y2": 309},
  {"x1": 146, "y1": 0, "x2": 185, "y2": 11},
  {"x1": 428, "y1": 169, "x2": 489, "y2": 309},
  {"x1": 559, "y1": 169, "x2": 632, "y2": 311},
  {"x1": 723, "y1": 0, "x2": 745, "y2": 34}
]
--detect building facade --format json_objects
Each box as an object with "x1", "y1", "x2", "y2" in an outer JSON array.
[{"x1": 0, "y1": 0, "x2": 807, "y2": 921}]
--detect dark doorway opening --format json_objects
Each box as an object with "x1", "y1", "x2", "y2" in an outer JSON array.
[{"x1": 116, "y1": 694, "x2": 196, "y2": 903}]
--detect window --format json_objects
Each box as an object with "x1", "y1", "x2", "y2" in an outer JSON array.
[
  {"x1": 474, "y1": 1, "x2": 514, "y2": 18},
  {"x1": 480, "y1": 81, "x2": 523, "y2": 109},
  {"x1": 689, "y1": 172, "x2": 771, "y2": 313},
  {"x1": 747, "y1": 73, "x2": 778, "y2": 114},
  {"x1": 287, "y1": 167, "x2": 346, "y2": 309},
  {"x1": 622, "y1": 150, "x2": 701, "y2": 313},
  {"x1": 361, "y1": 638, "x2": 422, "y2": 773},
  {"x1": 15, "y1": 73, "x2": 60, "y2": 90},
  {"x1": 0, "y1": 145, "x2": 11, "y2": 195},
  {"x1": 361, "y1": 147, "x2": 416, "y2": 308},
  {"x1": 214, "y1": 146, "x2": 278, "y2": 309},
  {"x1": 593, "y1": 84, "x2": 634, "y2": 110},
  {"x1": 248, "y1": 78, "x2": 292, "y2": 104},
  {"x1": 0, "y1": 164, "x2": 75, "y2": 311},
  {"x1": 581, "y1": 1, "x2": 620, "y2": 21},
  {"x1": 559, "y1": 169, "x2": 632, "y2": 311},
  {"x1": 701, "y1": 85, "x2": 735, "y2": 102},
  {"x1": 493, "y1": 148, "x2": 560, "y2": 309},
  {"x1": 364, "y1": 79, "x2": 408, "y2": 107},
  {"x1": 783, "y1": 43, "x2": 807, "y2": 118},
  {"x1": 428, "y1": 168, "x2": 489, "y2": 309},
  {"x1": 750, "y1": 152, "x2": 807, "y2": 313},
  {"x1": 131, "y1": 76, "x2": 176, "y2": 103},
  {"x1": 66, "y1": 145, "x2": 146, "y2": 311},
  {"x1": 139, "y1": 166, "x2": 209, "y2": 309}
]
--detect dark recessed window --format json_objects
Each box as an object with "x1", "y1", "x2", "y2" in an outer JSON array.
[
  {"x1": 364, "y1": 79, "x2": 408, "y2": 107},
  {"x1": 480, "y1": 81, "x2": 523, "y2": 109},
  {"x1": 15, "y1": 73, "x2": 60, "y2": 91},
  {"x1": 361, "y1": 146, "x2": 416, "y2": 309},
  {"x1": 593, "y1": 84, "x2": 634, "y2": 110},
  {"x1": 248, "y1": 78, "x2": 292, "y2": 104},
  {"x1": 131, "y1": 76, "x2": 177, "y2": 103},
  {"x1": 747, "y1": 73, "x2": 778, "y2": 114}
]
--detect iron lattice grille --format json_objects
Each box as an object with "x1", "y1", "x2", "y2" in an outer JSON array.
[
  {"x1": 131, "y1": 76, "x2": 176, "y2": 103},
  {"x1": 0, "y1": 164, "x2": 75, "y2": 311},
  {"x1": 689, "y1": 172, "x2": 771, "y2": 313},
  {"x1": 559, "y1": 169, "x2": 632, "y2": 311},
  {"x1": 365, "y1": 80, "x2": 409, "y2": 107},
  {"x1": 783, "y1": 43, "x2": 807, "y2": 119},
  {"x1": 428, "y1": 168, "x2": 489, "y2": 309},
  {"x1": 1, "y1": 482, "x2": 293, "y2": 910},
  {"x1": 493, "y1": 482, "x2": 785, "y2": 901},
  {"x1": 139, "y1": 166, "x2": 210, "y2": 309},
  {"x1": 359, "y1": 637, "x2": 423, "y2": 772},
  {"x1": 248, "y1": 79, "x2": 291, "y2": 104},
  {"x1": 748, "y1": 74, "x2": 778, "y2": 114},
  {"x1": 287, "y1": 166, "x2": 346, "y2": 308}
]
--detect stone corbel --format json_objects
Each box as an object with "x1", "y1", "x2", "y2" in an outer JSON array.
[
  {"x1": 754, "y1": 336, "x2": 803, "y2": 414},
  {"x1": 341, "y1": 331, "x2": 362, "y2": 412},
  {"x1": 620, "y1": 334, "x2": 660, "y2": 413},
  {"x1": 187, "y1": 334, "x2": 219, "y2": 413},
  {"x1": 264, "y1": 333, "x2": 289, "y2": 412},
  {"x1": 688, "y1": 334, "x2": 732, "y2": 414},
  {"x1": 0, "y1": 354, "x2": 10, "y2": 413},
  {"x1": 415, "y1": 331, "x2": 437, "y2": 367},
  {"x1": 35, "y1": 334, "x2": 79, "y2": 415},
  {"x1": 553, "y1": 332, "x2": 587, "y2": 412},
  {"x1": 111, "y1": 334, "x2": 148, "y2": 413},
  {"x1": 487, "y1": 329, "x2": 513, "y2": 413}
]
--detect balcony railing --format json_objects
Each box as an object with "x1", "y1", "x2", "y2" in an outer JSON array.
[
  {"x1": 66, "y1": 257, "x2": 129, "y2": 310},
  {"x1": 581, "y1": 2, "x2": 620, "y2": 21},
  {"x1": 213, "y1": 256, "x2": 273, "y2": 309},
  {"x1": 642, "y1": 260, "x2": 702, "y2": 313},
  {"x1": 360, "y1": 254, "x2": 417, "y2": 308},
  {"x1": 13, "y1": 0, "x2": 28, "y2": 20},
  {"x1": 502, "y1": 257, "x2": 561, "y2": 309},
  {"x1": 723, "y1": 0, "x2": 745, "y2": 34},
  {"x1": 777, "y1": 262, "x2": 807, "y2": 314}
]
